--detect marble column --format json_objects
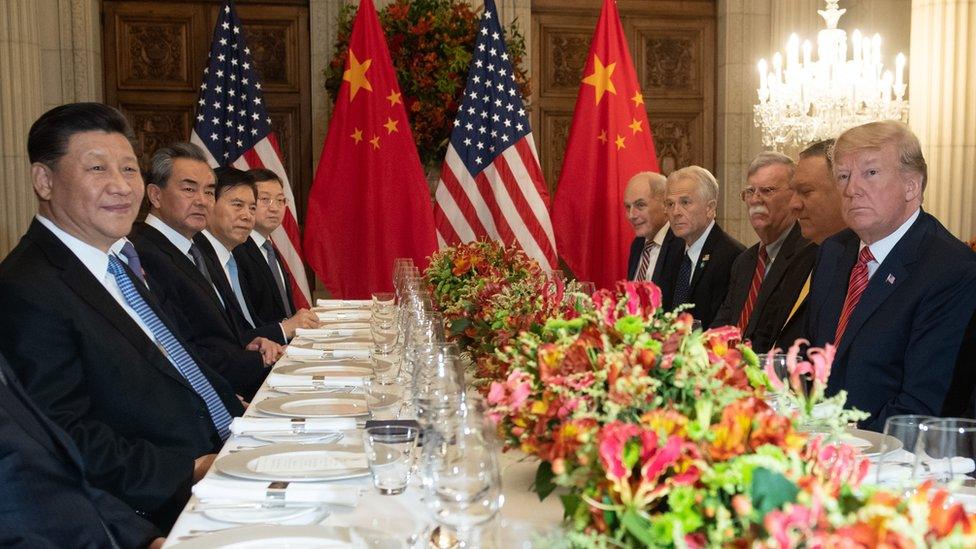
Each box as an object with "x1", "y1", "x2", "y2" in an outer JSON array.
[
  {"x1": 716, "y1": 0, "x2": 772, "y2": 246},
  {"x1": 909, "y1": 0, "x2": 976, "y2": 240},
  {"x1": 0, "y1": 0, "x2": 44, "y2": 257}
]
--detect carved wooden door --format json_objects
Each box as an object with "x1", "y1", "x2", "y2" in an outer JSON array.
[
  {"x1": 101, "y1": 0, "x2": 312, "y2": 219},
  {"x1": 531, "y1": 0, "x2": 715, "y2": 193}
]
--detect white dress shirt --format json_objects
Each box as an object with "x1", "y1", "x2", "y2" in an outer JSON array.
[
  {"x1": 36, "y1": 216, "x2": 158, "y2": 344},
  {"x1": 861, "y1": 208, "x2": 920, "y2": 279},
  {"x1": 684, "y1": 220, "x2": 716, "y2": 284},
  {"x1": 640, "y1": 223, "x2": 670, "y2": 281},
  {"x1": 761, "y1": 223, "x2": 793, "y2": 276}
]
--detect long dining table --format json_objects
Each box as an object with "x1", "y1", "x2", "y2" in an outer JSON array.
[{"x1": 164, "y1": 302, "x2": 562, "y2": 547}]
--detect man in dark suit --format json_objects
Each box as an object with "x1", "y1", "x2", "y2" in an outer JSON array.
[
  {"x1": 658, "y1": 166, "x2": 745, "y2": 327},
  {"x1": 130, "y1": 143, "x2": 281, "y2": 398},
  {"x1": 711, "y1": 152, "x2": 815, "y2": 353},
  {"x1": 0, "y1": 103, "x2": 244, "y2": 530},
  {"x1": 0, "y1": 352, "x2": 163, "y2": 548},
  {"x1": 233, "y1": 168, "x2": 301, "y2": 325},
  {"x1": 196, "y1": 167, "x2": 319, "y2": 344},
  {"x1": 806, "y1": 121, "x2": 976, "y2": 431},
  {"x1": 753, "y1": 139, "x2": 847, "y2": 351},
  {"x1": 624, "y1": 171, "x2": 672, "y2": 283}
]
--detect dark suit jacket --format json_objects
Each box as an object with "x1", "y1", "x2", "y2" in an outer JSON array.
[
  {"x1": 710, "y1": 223, "x2": 815, "y2": 352},
  {"x1": 193, "y1": 233, "x2": 287, "y2": 345},
  {"x1": 656, "y1": 222, "x2": 745, "y2": 327},
  {"x1": 626, "y1": 227, "x2": 677, "y2": 284},
  {"x1": 0, "y1": 354, "x2": 159, "y2": 548},
  {"x1": 751, "y1": 242, "x2": 819, "y2": 352},
  {"x1": 233, "y1": 236, "x2": 294, "y2": 325},
  {"x1": 807, "y1": 211, "x2": 976, "y2": 431},
  {"x1": 0, "y1": 220, "x2": 244, "y2": 530},
  {"x1": 130, "y1": 223, "x2": 268, "y2": 398}
]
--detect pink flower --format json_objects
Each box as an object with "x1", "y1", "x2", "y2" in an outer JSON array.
[
  {"x1": 597, "y1": 421, "x2": 641, "y2": 481},
  {"x1": 805, "y1": 343, "x2": 835, "y2": 386},
  {"x1": 764, "y1": 348, "x2": 786, "y2": 391},
  {"x1": 764, "y1": 504, "x2": 817, "y2": 549}
]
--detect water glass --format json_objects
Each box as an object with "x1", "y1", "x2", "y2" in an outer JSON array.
[
  {"x1": 371, "y1": 316, "x2": 398, "y2": 354},
  {"x1": 372, "y1": 351, "x2": 402, "y2": 383},
  {"x1": 364, "y1": 377, "x2": 404, "y2": 420},
  {"x1": 873, "y1": 414, "x2": 935, "y2": 486},
  {"x1": 912, "y1": 418, "x2": 976, "y2": 486},
  {"x1": 364, "y1": 425, "x2": 418, "y2": 495}
]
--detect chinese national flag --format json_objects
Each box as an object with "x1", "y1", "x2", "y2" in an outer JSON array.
[
  {"x1": 303, "y1": 0, "x2": 437, "y2": 298},
  {"x1": 551, "y1": 0, "x2": 659, "y2": 291}
]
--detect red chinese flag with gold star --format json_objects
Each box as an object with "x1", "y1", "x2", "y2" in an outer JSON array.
[
  {"x1": 304, "y1": 0, "x2": 436, "y2": 298},
  {"x1": 551, "y1": 0, "x2": 659, "y2": 291}
]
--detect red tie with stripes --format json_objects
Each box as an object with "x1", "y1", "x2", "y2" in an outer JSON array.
[
  {"x1": 834, "y1": 246, "x2": 876, "y2": 345},
  {"x1": 737, "y1": 245, "x2": 768, "y2": 332}
]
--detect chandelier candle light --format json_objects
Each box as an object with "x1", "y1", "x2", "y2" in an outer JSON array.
[{"x1": 754, "y1": 0, "x2": 908, "y2": 149}]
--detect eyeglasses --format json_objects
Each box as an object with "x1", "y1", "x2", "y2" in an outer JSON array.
[
  {"x1": 257, "y1": 197, "x2": 288, "y2": 207},
  {"x1": 739, "y1": 186, "x2": 783, "y2": 201}
]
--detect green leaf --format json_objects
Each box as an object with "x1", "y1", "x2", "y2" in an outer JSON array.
[
  {"x1": 621, "y1": 509, "x2": 656, "y2": 546},
  {"x1": 560, "y1": 492, "x2": 581, "y2": 519},
  {"x1": 533, "y1": 461, "x2": 557, "y2": 501},
  {"x1": 749, "y1": 467, "x2": 799, "y2": 518}
]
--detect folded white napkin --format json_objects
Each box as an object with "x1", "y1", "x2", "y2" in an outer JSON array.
[
  {"x1": 295, "y1": 328, "x2": 366, "y2": 338},
  {"x1": 230, "y1": 417, "x2": 356, "y2": 434},
  {"x1": 192, "y1": 477, "x2": 361, "y2": 506},
  {"x1": 311, "y1": 342, "x2": 372, "y2": 351},
  {"x1": 316, "y1": 299, "x2": 371, "y2": 309},
  {"x1": 317, "y1": 311, "x2": 372, "y2": 322},
  {"x1": 284, "y1": 346, "x2": 370, "y2": 359},
  {"x1": 266, "y1": 373, "x2": 364, "y2": 388}
]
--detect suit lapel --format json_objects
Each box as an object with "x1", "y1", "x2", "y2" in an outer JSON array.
[
  {"x1": 194, "y1": 233, "x2": 252, "y2": 329},
  {"x1": 688, "y1": 224, "x2": 722, "y2": 294},
  {"x1": 747, "y1": 224, "x2": 805, "y2": 333},
  {"x1": 834, "y1": 217, "x2": 925, "y2": 359},
  {"x1": 30, "y1": 223, "x2": 196, "y2": 391}
]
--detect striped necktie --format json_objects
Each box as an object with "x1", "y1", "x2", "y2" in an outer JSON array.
[
  {"x1": 635, "y1": 240, "x2": 657, "y2": 281},
  {"x1": 834, "y1": 246, "x2": 875, "y2": 345},
  {"x1": 107, "y1": 254, "x2": 232, "y2": 440},
  {"x1": 737, "y1": 245, "x2": 768, "y2": 332},
  {"x1": 262, "y1": 240, "x2": 293, "y2": 316}
]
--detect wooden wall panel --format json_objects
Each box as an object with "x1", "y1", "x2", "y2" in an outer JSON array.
[
  {"x1": 101, "y1": 0, "x2": 312, "y2": 221},
  {"x1": 531, "y1": 0, "x2": 716, "y2": 190}
]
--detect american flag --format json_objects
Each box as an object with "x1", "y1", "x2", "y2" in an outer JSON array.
[
  {"x1": 190, "y1": 0, "x2": 311, "y2": 309},
  {"x1": 433, "y1": 0, "x2": 557, "y2": 270}
]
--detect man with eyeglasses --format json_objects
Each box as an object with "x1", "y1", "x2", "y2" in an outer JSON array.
[
  {"x1": 233, "y1": 168, "x2": 302, "y2": 325},
  {"x1": 711, "y1": 152, "x2": 816, "y2": 353},
  {"x1": 195, "y1": 168, "x2": 319, "y2": 346},
  {"x1": 129, "y1": 143, "x2": 282, "y2": 399}
]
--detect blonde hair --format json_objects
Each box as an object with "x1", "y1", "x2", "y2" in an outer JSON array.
[
  {"x1": 667, "y1": 165, "x2": 719, "y2": 203},
  {"x1": 833, "y1": 121, "x2": 927, "y2": 190}
]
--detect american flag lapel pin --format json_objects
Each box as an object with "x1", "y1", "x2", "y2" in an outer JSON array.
[
  {"x1": 885, "y1": 273, "x2": 896, "y2": 284},
  {"x1": 700, "y1": 254, "x2": 710, "y2": 269}
]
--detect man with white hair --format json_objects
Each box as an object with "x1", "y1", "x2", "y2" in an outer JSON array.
[
  {"x1": 624, "y1": 171, "x2": 673, "y2": 283},
  {"x1": 806, "y1": 121, "x2": 976, "y2": 431},
  {"x1": 711, "y1": 153, "x2": 815, "y2": 352},
  {"x1": 658, "y1": 165, "x2": 745, "y2": 327}
]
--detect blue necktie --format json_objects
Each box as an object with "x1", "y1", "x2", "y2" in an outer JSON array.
[
  {"x1": 227, "y1": 256, "x2": 255, "y2": 327},
  {"x1": 107, "y1": 252, "x2": 232, "y2": 440},
  {"x1": 672, "y1": 252, "x2": 693, "y2": 306},
  {"x1": 262, "y1": 240, "x2": 292, "y2": 317}
]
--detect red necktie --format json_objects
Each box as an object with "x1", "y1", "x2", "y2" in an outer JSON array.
[
  {"x1": 737, "y1": 245, "x2": 768, "y2": 332},
  {"x1": 635, "y1": 240, "x2": 656, "y2": 281},
  {"x1": 834, "y1": 246, "x2": 876, "y2": 345}
]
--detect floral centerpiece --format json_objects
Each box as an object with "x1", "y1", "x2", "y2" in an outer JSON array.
[
  {"x1": 326, "y1": 0, "x2": 529, "y2": 169},
  {"x1": 968, "y1": 236, "x2": 976, "y2": 253},
  {"x1": 485, "y1": 281, "x2": 976, "y2": 547}
]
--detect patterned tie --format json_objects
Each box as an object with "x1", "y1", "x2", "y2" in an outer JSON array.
[
  {"x1": 834, "y1": 246, "x2": 876, "y2": 345},
  {"x1": 262, "y1": 240, "x2": 292, "y2": 316},
  {"x1": 672, "y1": 252, "x2": 693, "y2": 306},
  {"x1": 188, "y1": 243, "x2": 215, "y2": 285},
  {"x1": 737, "y1": 245, "x2": 769, "y2": 332},
  {"x1": 227, "y1": 255, "x2": 256, "y2": 327},
  {"x1": 106, "y1": 254, "x2": 232, "y2": 440},
  {"x1": 635, "y1": 240, "x2": 657, "y2": 281},
  {"x1": 119, "y1": 242, "x2": 145, "y2": 284}
]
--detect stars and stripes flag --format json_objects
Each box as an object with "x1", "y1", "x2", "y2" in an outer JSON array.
[
  {"x1": 433, "y1": 0, "x2": 557, "y2": 270},
  {"x1": 190, "y1": 0, "x2": 311, "y2": 309}
]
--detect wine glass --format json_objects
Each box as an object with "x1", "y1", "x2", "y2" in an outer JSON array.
[
  {"x1": 421, "y1": 395, "x2": 502, "y2": 545},
  {"x1": 411, "y1": 345, "x2": 463, "y2": 437},
  {"x1": 912, "y1": 418, "x2": 976, "y2": 487},
  {"x1": 874, "y1": 414, "x2": 935, "y2": 487}
]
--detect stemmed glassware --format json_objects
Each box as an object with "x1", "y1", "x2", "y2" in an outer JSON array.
[{"x1": 912, "y1": 418, "x2": 976, "y2": 487}]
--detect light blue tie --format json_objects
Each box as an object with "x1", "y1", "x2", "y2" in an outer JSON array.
[
  {"x1": 227, "y1": 255, "x2": 255, "y2": 327},
  {"x1": 107, "y1": 252, "x2": 233, "y2": 440}
]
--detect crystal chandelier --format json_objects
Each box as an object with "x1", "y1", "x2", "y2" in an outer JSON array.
[{"x1": 754, "y1": 0, "x2": 909, "y2": 150}]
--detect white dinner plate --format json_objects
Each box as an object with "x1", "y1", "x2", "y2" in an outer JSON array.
[
  {"x1": 254, "y1": 394, "x2": 369, "y2": 418},
  {"x1": 213, "y1": 443, "x2": 370, "y2": 482},
  {"x1": 201, "y1": 504, "x2": 329, "y2": 526},
  {"x1": 845, "y1": 428, "x2": 902, "y2": 458},
  {"x1": 273, "y1": 362, "x2": 373, "y2": 377},
  {"x1": 170, "y1": 525, "x2": 402, "y2": 548},
  {"x1": 249, "y1": 431, "x2": 344, "y2": 444}
]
